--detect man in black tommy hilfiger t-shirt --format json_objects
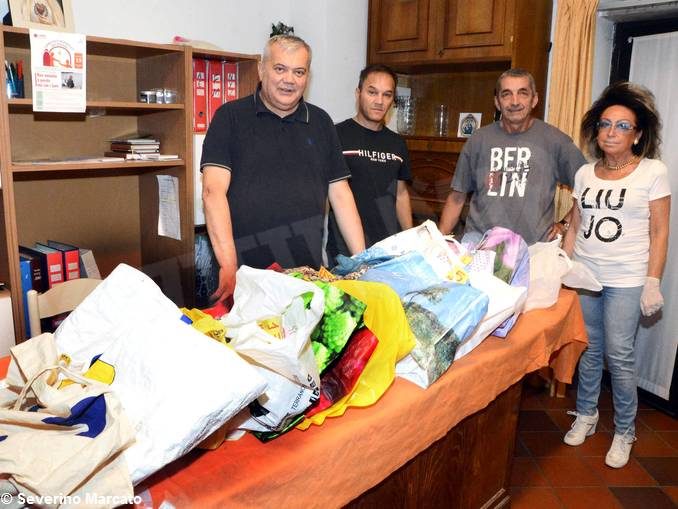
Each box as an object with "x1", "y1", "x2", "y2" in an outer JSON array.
[{"x1": 325, "y1": 64, "x2": 413, "y2": 264}]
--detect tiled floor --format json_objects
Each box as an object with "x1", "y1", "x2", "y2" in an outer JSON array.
[{"x1": 511, "y1": 379, "x2": 678, "y2": 508}]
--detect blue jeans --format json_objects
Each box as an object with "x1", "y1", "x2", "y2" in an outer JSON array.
[{"x1": 576, "y1": 285, "x2": 643, "y2": 436}]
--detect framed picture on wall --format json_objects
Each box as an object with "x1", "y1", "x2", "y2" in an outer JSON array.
[
  {"x1": 8, "y1": 0, "x2": 74, "y2": 31},
  {"x1": 0, "y1": 1, "x2": 10, "y2": 24}
]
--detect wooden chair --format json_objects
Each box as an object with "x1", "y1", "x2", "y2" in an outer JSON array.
[{"x1": 26, "y1": 278, "x2": 102, "y2": 337}]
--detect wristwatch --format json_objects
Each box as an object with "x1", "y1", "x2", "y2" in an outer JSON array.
[{"x1": 559, "y1": 219, "x2": 570, "y2": 231}]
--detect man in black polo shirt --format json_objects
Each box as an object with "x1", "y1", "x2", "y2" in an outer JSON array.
[
  {"x1": 325, "y1": 64, "x2": 412, "y2": 264},
  {"x1": 201, "y1": 35, "x2": 365, "y2": 302}
]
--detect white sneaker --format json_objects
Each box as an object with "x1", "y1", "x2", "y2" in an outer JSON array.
[
  {"x1": 605, "y1": 432, "x2": 636, "y2": 468},
  {"x1": 563, "y1": 409, "x2": 599, "y2": 446}
]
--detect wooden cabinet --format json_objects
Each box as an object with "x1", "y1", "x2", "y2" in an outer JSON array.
[
  {"x1": 405, "y1": 135, "x2": 470, "y2": 231},
  {"x1": 368, "y1": 0, "x2": 532, "y2": 66},
  {"x1": 0, "y1": 27, "x2": 259, "y2": 341},
  {"x1": 369, "y1": 0, "x2": 432, "y2": 59},
  {"x1": 437, "y1": 0, "x2": 513, "y2": 61},
  {"x1": 368, "y1": 0, "x2": 552, "y2": 108},
  {"x1": 406, "y1": 136, "x2": 462, "y2": 220},
  {"x1": 347, "y1": 381, "x2": 522, "y2": 508},
  {"x1": 369, "y1": 0, "x2": 552, "y2": 223}
]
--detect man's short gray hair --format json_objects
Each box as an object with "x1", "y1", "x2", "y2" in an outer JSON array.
[
  {"x1": 263, "y1": 35, "x2": 312, "y2": 66},
  {"x1": 495, "y1": 68, "x2": 537, "y2": 97}
]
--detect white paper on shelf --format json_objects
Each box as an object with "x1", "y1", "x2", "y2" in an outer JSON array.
[
  {"x1": 157, "y1": 175, "x2": 181, "y2": 240},
  {"x1": 0, "y1": 288, "x2": 15, "y2": 356},
  {"x1": 29, "y1": 29, "x2": 86, "y2": 113}
]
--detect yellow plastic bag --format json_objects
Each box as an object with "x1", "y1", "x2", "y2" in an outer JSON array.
[
  {"x1": 181, "y1": 307, "x2": 228, "y2": 346},
  {"x1": 298, "y1": 280, "x2": 415, "y2": 429}
]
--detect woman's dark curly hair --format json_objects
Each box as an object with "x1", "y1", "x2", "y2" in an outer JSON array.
[{"x1": 580, "y1": 81, "x2": 662, "y2": 160}]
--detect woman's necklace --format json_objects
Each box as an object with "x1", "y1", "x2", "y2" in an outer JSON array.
[{"x1": 604, "y1": 155, "x2": 638, "y2": 171}]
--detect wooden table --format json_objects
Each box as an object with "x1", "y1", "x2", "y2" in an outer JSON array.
[
  {"x1": 127, "y1": 288, "x2": 587, "y2": 508},
  {"x1": 0, "y1": 289, "x2": 586, "y2": 508}
]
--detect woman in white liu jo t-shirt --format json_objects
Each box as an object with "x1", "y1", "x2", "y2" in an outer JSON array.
[{"x1": 562, "y1": 82, "x2": 671, "y2": 469}]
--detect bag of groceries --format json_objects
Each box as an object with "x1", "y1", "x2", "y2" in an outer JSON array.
[
  {"x1": 473, "y1": 227, "x2": 529, "y2": 337},
  {"x1": 54, "y1": 264, "x2": 268, "y2": 484},
  {"x1": 223, "y1": 266, "x2": 324, "y2": 433},
  {"x1": 363, "y1": 252, "x2": 488, "y2": 386}
]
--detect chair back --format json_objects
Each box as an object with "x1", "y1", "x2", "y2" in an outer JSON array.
[{"x1": 26, "y1": 278, "x2": 102, "y2": 337}]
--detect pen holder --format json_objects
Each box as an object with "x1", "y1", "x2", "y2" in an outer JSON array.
[{"x1": 5, "y1": 62, "x2": 24, "y2": 99}]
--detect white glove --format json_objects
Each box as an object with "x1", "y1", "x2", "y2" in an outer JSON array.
[{"x1": 640, "y1": 276, "x2": 663, "y2": 317}]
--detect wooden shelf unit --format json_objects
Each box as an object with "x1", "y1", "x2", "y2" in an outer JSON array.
[
  {"x1": 0, "y1": 27, "x2": 196, "y2": 341},
  {"x1": 8, "y1": 98, "x2": 185, "y2": 112},
  {"x1": 11, "y1": 160, "x2": 186, "y2": 173}
]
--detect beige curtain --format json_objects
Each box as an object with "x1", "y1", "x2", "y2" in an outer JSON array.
[{"x1": 547, "y1": 0, "x2": 599, "y2": 221}]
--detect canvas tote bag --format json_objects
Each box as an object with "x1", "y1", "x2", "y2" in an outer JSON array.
[{"x1": 0, "y1": 333, "x2": 135, "y2": 508}]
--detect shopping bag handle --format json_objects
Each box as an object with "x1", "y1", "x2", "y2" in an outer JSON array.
[{"x1": 14, "y1": 364, "x2": 100, "y2": 411}]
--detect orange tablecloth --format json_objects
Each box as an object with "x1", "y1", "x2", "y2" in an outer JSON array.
[{"x1": 0, "y1": 289, "x2": 587, "y2": 509}]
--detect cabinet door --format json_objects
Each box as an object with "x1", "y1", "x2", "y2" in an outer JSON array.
[
  {"x1": 407, "y1": 150, "x2": 458, "y2": 223},
  {"x1": 437, "y1": 0, "x2": 513, "y2": 60},
  {"x1": 368, "y1": 0, "x2": 433, "y2": 64}
]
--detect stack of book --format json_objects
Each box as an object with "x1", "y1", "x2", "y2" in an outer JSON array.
[
  {"x1": 105, "y1": 136, "x2": 179, "y2": 161},
  {"x1": 106, "y1": 136, "x2": 159, "y2": 159},
  {"x1": 19, "y1": 241, "x2": 101, "y2": 336}
]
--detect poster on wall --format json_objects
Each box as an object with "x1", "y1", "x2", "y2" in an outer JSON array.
[{"x1": 29, "y1": 28, "x2": 85, "y2": 112}]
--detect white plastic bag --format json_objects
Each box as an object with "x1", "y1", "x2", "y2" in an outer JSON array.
[
  {"x1": 369, "y1": 220, "x2": 469, "y2": 282},
  {"x1": 230, "y1": 366, "x2": 318, "y2": 432},
  {"x1": 222, "y1": 266, "x2": 324, "y2": 432},
  {"x1": 395, "y1": 353, "x2": 429, "y2": 389},
  {"x1": 563, "y1": 260, "x2": 603, "y2": 292},
  {"x1": 223, "y1": 265, "x2": 324, "y2": 389},
  {"x1": 525, "y1": 239, "x2": 602, "y2": 312},
  {"x1": 524, "y1": 239, "x2": 571, "y2": 312},
  {"x1": 54, "y1": 264, "x2": 268, "y2": 484},
  {"x1": 454, "y1": 272, "x2": 527, "y2": 360}
]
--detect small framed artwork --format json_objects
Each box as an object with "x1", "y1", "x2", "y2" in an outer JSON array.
[
  {"x1": 457, "y1": 112, "x2": 482, "y2": 138},
  {"x1": 0, "y1": 1, "x2": 10, "y2": 23},
  {"x1": 9, "y1": 0, "x2": 74, "y2": 31}
]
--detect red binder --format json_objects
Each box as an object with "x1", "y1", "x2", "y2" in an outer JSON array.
[
  {"x1": 28, "y1": 244, "x2": 64, "y2": 289},
  {"x1": 207, "y1": 59, "x2": 223, "y2": 126},
  {"x1": 223, "y1": 62, "x2": 238, "y2": 103},
  {"x1": 46, "y1": 240, "x2": 81, "y2": 281},
  {"x1": 193, "y1": 58, "x2": 207, "y2": 133}
]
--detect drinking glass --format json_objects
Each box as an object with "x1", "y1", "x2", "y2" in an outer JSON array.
[{"x1": 434, "y1": 104, "x2": 449, "y2": 137}]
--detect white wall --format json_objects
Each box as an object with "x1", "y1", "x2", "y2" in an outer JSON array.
[
  {"x1": 292, "y1": 0, "x2": 368, "y2": 121},
  {"x1": 70, "y1": 0, "x2": 368, "y2": 121},
  {"x1": 71, "y1": 0, "x2": 288, "y2": 55}
]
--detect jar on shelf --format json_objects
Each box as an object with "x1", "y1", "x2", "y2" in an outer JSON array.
[
  {"x1": 163, "y1": 88, "x2": 178, "y2": 104},
  {"x1": 396, "y1": 96, "x2": 416, "y2": 135},
  {"x1": 139, "y1": 90, "x2": 156, "y2": 103}
]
